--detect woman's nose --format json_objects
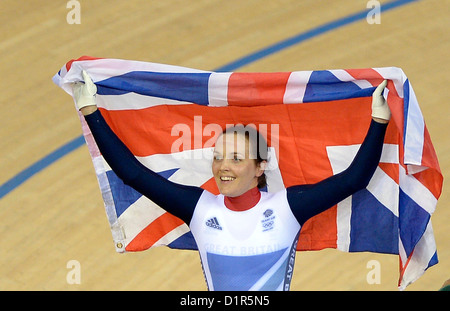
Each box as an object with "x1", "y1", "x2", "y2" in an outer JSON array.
[{"x1": 219, "y1": 159, "x2": 230, "y2": 171}]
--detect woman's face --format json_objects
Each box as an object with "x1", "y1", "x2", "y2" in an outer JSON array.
[{"x1": 212, "y1": 132, "x2": 265, "y2": 197}]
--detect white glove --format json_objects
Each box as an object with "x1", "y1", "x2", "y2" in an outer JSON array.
[
  {"x1": 371, "y1": 79, "x2": 391, "y2": 121},
  {"x1": 72, "y1": 70, "x2": 97, "y2": 110}
]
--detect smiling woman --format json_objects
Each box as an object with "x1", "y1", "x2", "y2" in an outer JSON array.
[
  {"x1": 212, "y1": 125, "x2": 268, "y2": 198},
  {"x1": 71, "y1": 70, "x2": 390, "y2": 291}
]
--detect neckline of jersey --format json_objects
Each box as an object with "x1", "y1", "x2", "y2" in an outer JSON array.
[{"x1": 224, "y1": 187, "x2": 261, "y2": 212}]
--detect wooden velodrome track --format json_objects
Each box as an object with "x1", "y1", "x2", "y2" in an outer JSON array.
[{"x1": 1, "y1": 0, "x2": 448, "y2": 291}]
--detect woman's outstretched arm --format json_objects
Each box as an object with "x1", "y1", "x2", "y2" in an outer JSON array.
[
  {"x1": 287, "y1": 80, "x2": 390, "y2": 226},
  {"x1": 73, "y1": 71, "x2": 203, "y2": 224}
]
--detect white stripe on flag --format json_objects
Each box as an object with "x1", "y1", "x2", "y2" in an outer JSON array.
[
  {"x1": 208, "y1": 72, "x2": 232, "y2": 107},
  {"x1": 327, "y1": 144, "x2": 360, "y2": 252},
  {"x1": 96, "y1": 92, "x2": 192, "y2": 110},
  {"x1": 336, "y1": 197, "x2": 352, "y2": 252},
  {"x1": 403, "y1": 80, "x2": 425, "y2": 167},
  {"x1": 73, "y1": 58, "x2": 210, "y2": 82},
  {"x1": 367, "y1": 167, "x2": 399, "y2": 217},
  {"x1": 136, "y1": 149, "x2": 214, "y2": 187},
  {"x1": 373, "y1": 67, "x2": 405, "y2": 98},
  {"x1": 329, "y1": 69, "x2": 373, "y2": 89},
  {"x1": 152, "y1": 223, "x2": 191, "y2": 248},
  {"x1": 283, "y1": 71, "x2": 312, "y2": 104},
  {"x1": 92, "y1": 156, "x2": 126, "y2": 251},
  {"x1": 399, "y1": 165, "x2": 437, "y2": 214},
  {"x1": 398, "y1": 221, "x2": 437, "y2": 290}
]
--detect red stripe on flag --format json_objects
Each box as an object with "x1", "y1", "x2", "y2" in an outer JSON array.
[
  {"x1": 411, "y1": 163, "x2": 443, "y2": 200},
  {"x1": 379, "y1": 163, "x2": 400, "y2": 184},
  {"x1": 125, "y1": 213, "x2": 185, "y2": 251},
  {"x1": 66, "y1": 55, "x2": 103, "y2": 71},
  {"x1": 417, "y1": 125, "x2": 443, "y2": 198},
  {"x1": 227, "y1": 72, "x2": 291, "y2": 106},
  {"x1": 345, "y1": 68, "x2": 384, "y2": 85},
  {"x1": 200, "y1": 177, "x2": 220, "y2": 195}
]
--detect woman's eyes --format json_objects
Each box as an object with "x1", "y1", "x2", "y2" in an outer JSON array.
[{"x1": 213, "y1": 155, "x2": 242, "y2": 162}]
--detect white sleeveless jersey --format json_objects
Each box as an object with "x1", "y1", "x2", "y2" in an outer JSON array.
[{"x1": 189, "y1": 189, "x2": 301, "y2": 291}]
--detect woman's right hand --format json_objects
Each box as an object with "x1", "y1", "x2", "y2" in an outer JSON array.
[
  {"x1": 72, "y1": 70, "x2": 98, "y2": 115},
  {"x1": 371, "y1": 79, "x2": 390, "y2": 124}
]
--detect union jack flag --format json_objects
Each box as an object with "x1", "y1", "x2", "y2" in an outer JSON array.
[{"x1": 53, "y1": 56, "x2": 442, "y2": 290}]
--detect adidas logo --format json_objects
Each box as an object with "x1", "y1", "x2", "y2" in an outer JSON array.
[{"x1": 205, "y1": 217, "x2": 222, "y2": 230}]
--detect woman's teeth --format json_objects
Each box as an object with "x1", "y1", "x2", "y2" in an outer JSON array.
[{"x1": 220, "y1": 176, "x2": 236, "y2": 181}]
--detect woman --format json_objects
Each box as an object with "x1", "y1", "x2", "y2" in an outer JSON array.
[{"x1": 73, "y1": 71, "x2": 390, "y2": 291}]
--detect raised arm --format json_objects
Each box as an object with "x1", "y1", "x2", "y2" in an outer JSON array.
[
  {"x1": 73, "y1": 71, "x2": 203, "y2": 224},
  {"x1": 287, "y1": 80, "x2": 390, "y2": 226}
]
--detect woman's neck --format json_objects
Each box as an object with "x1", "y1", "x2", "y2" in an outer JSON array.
[{"x1": 224, "y1": 187, "x2": 261, "y2": 211}]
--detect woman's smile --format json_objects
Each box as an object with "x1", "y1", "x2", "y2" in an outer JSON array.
[{"x1": 220, "y1": 176, "x2": 236, "y2": 182}]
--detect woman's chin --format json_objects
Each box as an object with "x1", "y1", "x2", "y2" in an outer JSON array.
[{"x1": 218, "y1": 185, "x2": 239, "y2": 197}]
